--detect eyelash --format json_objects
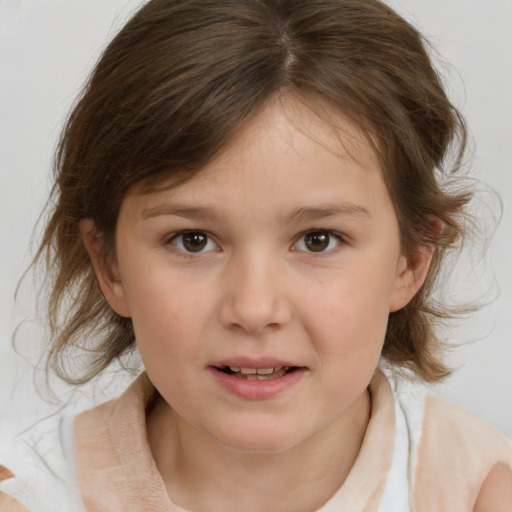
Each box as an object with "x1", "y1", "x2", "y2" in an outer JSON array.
[{"x1": 166, "y1": 229, "x2": 346, "y2": 256}]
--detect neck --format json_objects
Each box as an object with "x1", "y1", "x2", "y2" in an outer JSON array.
[{"x1": 147, "y1": 390, "x2": 371, "y2": 512}]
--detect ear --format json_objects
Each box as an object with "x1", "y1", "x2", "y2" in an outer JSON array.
[
  {"x1": 79, "y1": 219, "x2": 131, "y2": 318},
  {"x1": 389, "y1": 218, "x2": 442, "y2": 313}
]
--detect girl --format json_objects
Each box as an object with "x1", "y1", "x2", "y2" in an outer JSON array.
[{"x1": 1, "y1": 0, "x2": 511, "y2": 510}]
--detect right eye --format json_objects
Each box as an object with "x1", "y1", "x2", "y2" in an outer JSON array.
[{"x1": 168, "y1": 231, "x2": 219, "y2": 253}]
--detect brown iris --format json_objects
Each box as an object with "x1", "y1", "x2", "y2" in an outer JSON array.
[
  {"x1": 304, "y1": 232, "x2": 330, "y2": 252},
  {"x1": 182, "y1": 232, "x2": 208, "y2": 252}
]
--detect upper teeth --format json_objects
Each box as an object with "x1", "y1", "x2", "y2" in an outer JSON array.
[{"x1": 230, "y1": 367, "x2": 278, "y2": 375}]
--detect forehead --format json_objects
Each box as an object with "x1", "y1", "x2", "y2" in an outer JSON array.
[
  {"x1": 120, "y1": 98, "x2": 397, "y2": 232},
  {"x1": 132, "y1": 97, "x2": 384, "y2": 201}
]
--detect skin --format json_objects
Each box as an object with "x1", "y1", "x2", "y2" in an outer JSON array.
[
  {"x1": 473, "y1": 464, "x2": 512, "y2": 512},
  {"x1": 81, "y1": 98, "x2": 435, "y2": 511}
]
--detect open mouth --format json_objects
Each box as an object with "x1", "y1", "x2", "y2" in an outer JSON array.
[{"x1": 217, "y1": 366, "x2": 298, "y2": 381}]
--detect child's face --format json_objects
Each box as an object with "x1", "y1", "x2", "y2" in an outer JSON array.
[{"x1": 94, "y1": 99, "x2": 429, "y2": 453}]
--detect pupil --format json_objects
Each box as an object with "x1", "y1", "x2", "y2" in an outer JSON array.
[
  {"x1": 305, "y1": 232, "x2": 329, "y2": 252},
  {"x1": 183, "y1": 232, "x2": 207, "y2": 252}
]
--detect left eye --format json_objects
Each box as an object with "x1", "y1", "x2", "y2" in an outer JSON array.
[
  {"x1": 293, "y1": 231, "x2": 342, "y2": 253},
  {"x1": 168, "y1": 231, "x2": 218, "y2": 253}
]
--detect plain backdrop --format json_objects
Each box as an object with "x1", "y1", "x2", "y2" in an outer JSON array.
[{"x1": 1, "y1": 1, "x2": 511, "y2": 436}]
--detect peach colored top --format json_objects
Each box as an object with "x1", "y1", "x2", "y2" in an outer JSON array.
[{"x1": 1, "y1": 371, "x2": 511, "y2": 511}]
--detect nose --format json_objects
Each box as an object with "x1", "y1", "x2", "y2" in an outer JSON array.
[{"x1": 218, "y1": 253, "x2": 292, "y2": 334}]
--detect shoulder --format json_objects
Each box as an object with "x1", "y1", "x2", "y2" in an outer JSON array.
[
  {"x1": 0, "y1": 491, "x2": 30, "y2": 512},
  {"x1": 412, "y1": 394, "x2": 512, "y2": 511},
  {"x1": 420, "y1": 395, "x2": 512, "y2": 461},
  {"x1": 0, "y1": 466, "x2": 28, "y2": 511},
  {"x1": 0, "y1": 405, "x2": 86, "y2": 512}
]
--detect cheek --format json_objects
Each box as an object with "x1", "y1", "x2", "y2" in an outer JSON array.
[
  {"x1": 297, "y1": 265, "x2": 395, "y2": 355},
  {"x1": 123, "y1": 273, "x2": 211, "y2": 358}
]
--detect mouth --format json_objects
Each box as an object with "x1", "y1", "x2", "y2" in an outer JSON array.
[
  {"x1": 210, "y1": 360, "x2": 306, "y2": 399},
  {"x1": 216, "y1": 366, "x2": 299, "y2": 381}
]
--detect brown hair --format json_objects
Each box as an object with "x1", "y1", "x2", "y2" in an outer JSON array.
[{"x1": 37, "y1": 0, "x2": 471, "y2": 384}]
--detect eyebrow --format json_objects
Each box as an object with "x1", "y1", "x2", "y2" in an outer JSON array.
[
  {"x1": 281, "y1": 204, "x2": 371, "y2": 224},
  {"x1": 142, "y1": 205, "x2": 225, "y2": 222},
  {"x1": 141, "y1": 203, "x2": 371, "y2": 223}
]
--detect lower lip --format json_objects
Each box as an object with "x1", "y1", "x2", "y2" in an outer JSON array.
[{"x1": 209, "y1": 368, "x2": 306, "y2": 400}]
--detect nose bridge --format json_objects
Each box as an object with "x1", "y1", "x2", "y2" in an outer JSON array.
[{"x1": 219, "y1": 247, "x2": 291, "y2": 333}]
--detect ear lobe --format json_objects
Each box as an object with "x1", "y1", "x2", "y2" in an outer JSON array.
[
  {"x1": 389, "y1": 244, "x2": 436, "y2": 313},
  {"x1": 78, "y1": 219, "x2": 131, "y2": 318}
]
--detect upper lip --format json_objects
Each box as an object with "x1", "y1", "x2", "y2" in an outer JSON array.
[{"x1": 210, "y1": 357, "x2": 302, "y2": 369}]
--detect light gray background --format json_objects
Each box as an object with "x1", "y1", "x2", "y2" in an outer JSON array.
[{"x1": 1, "y1": 1, "x2": 511, "y2": 436}]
